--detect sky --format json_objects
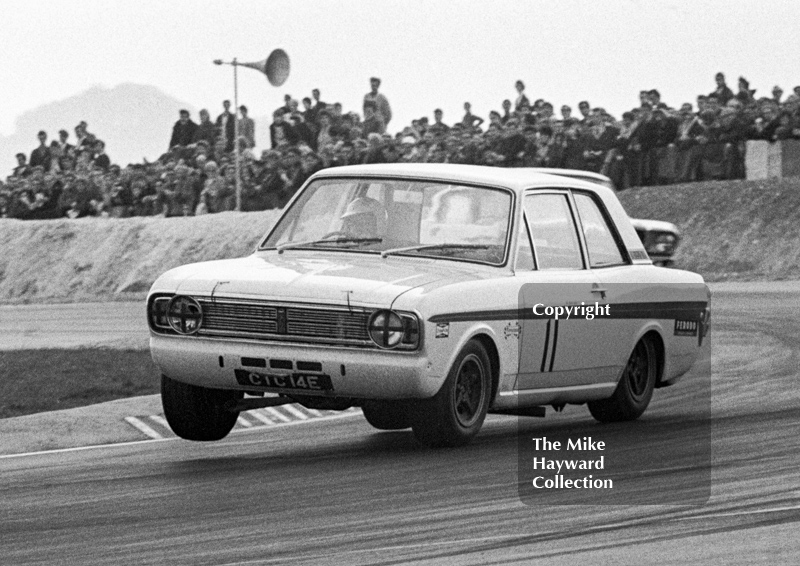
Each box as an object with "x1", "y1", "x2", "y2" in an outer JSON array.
[{"x1": 1, "y1": 0, "x2": 798, "y2": 147}]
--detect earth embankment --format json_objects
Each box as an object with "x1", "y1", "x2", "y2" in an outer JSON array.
[
  {"x1": 618, "y1": 177, "x2": 800, "y2": 281},
  {"x1": 0, "y1": 210, "x2": 280, "y2": 303}
]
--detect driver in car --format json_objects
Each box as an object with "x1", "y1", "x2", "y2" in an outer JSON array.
[{"x1": 340, "y1": 197, "x2": 387, "y2": 239}]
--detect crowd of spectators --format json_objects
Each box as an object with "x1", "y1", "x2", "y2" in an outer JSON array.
[{"x1": 3, "y1": 73, "x2": 800, "y2": 220}]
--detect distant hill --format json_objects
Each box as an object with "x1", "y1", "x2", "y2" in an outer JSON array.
[
  {"x1": 0, "y1": 84, "x2": 198, "y2": 173},
  {"x1": 1, "y1": 83, "x2": 276, "y2": 175}
]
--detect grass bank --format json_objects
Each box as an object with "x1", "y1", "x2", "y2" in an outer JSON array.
[
  {"x1": 617, "y1": 177, "x2": 800, "y2": 281},
  {"x1": 0, "y1": 349, "x2": 159, "y2": 418},
  {"x1": 0, "y1": 210, "x2": 280, "y2": 303}
]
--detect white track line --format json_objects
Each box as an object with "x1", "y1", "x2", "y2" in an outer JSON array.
[
  {"x1": 236, "y1": 416, "x2": 253, "y2": 428},
  {"x1": 282, "y1": 405, "x2": 310, "y2": 420},
  {"x1": 149, "y1": 415, "x2": 170, "y2": 429},
  {"x1": 123, "y1": 417, "x2": 163, "y2": 440},
  {"x1": 303, "y1": 408, "x2": 324, "y2": 417},
  {"x1": 263, "y1": 407, "x2": 292, "y2": 422},
  {"x1": 246, "y1": 410, "x2": 275, "y2": 425}
]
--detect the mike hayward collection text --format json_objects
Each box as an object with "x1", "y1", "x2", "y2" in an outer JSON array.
[{"x1": 530, "y1": 436, "x2": 614, "y2": 489}]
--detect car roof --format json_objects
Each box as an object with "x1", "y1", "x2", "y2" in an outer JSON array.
[
  {"x1": 311, "y1": 163, "x2": 604, "y2": 193},
  {"x1": 629, "y1": 217, "x2": 680, "y2": 233}
]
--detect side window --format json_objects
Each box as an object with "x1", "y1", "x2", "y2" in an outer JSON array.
[
  {"x1": 573, "y1": 193, "x2": 626, "y2": 267},
  {"x1": 515, "y1": 214, "x2": 535, "y2": 271},
  {"x1": 524, "y1": 193, "x2": 583, "y2": 270}
]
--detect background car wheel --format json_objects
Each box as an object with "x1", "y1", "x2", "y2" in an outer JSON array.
[
  {"x1": 588, "y1": 336, "x2": 658, "y2": 423},
  {"x1": 361, "y1": 400, "x2": 411, "y2": 430},
  {"x1": 161, "y1": 374, "x2": 243, "y2": 441},
  {"x1": 411, "y1": 340, "x2": 492, "y2": 447}
]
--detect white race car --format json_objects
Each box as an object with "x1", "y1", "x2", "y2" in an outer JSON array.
[{"x1": 148, "y1": 164, "x2": 709, "y2": 447}]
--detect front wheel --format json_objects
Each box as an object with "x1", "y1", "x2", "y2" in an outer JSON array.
[
  {"x1": 161, "y1": 374, "x2": 243, "y2": 441},
  {"x1": 362, "y1": 400, "x2": 411, "y2": 430},
  {"x1": 411, "y1": 340, "x2": 492, "y2": 447},
  {"x1": 588, "y1": 336, "x2": 658, "y2": 423}
]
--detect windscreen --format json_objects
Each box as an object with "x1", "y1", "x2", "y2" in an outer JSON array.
[{"x1": 261, "y1": 178, "x2": 513, "y2": 265}]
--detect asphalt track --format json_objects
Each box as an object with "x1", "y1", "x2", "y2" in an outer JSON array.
[{"x1": 2, "y1": 283, "x2": 800, "y2": 564}]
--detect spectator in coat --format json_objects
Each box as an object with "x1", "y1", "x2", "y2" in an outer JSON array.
[
  {"x1": 215, "y1": 100, "x2": 236, "y2": 152},
  {"x1": 193, "y1": 109, "x2": 217, "y2": 147},
  {"x1": 169, "y1": 109, "x2": 198, "y2": 149},
  {"x1": 361, "y1": 102, "x2": 386, "y2": 137},
  {"x1": 710, "y1": 72, "x2": 734, "y2": 106},
  {"x1": 307, "y1": 88, "x2": 327, "y2": 126},
  {"x1": 428, "y1": 109, "x2": 450, "y2": 137},
  {"x1": 583, "y1": 115, "x2": 619, "y2": 174},
  {"x1": 29, "y1": 131, "x2": 52, "y2": 171},
  {"x1": 674, "y1": 104, "x2": 704, "y2": 182},
  {"x1": 289, "y1": 113, "x2": 316, "y2": 150},
  {"x1": 578, "y1": 101, "x2": 592, "y2": 125},
  {"x1": 316, "y1": 111, "x2": 335, "y2": 151},
  {"x1": 238, "y1": 105, "x2": 256, "y2": 148},
  {"x1": 269, "y1": 110, "x2": 298, "y2": 148},
  {"x1": 363, "y1": 77, "x2": 391, "y2": 130},
  {"x1": 461, "y1": 102, "x2": 484, "y2": 128},
  {"x1": 92, "y1": 140, "x2": 111, "y2": 171},
  {"x1": 514, "y1": 80, "x2": 530, "y2": 112},
  {"x1": 735, "y1": 77, "x2": 756, "y2": 107}
]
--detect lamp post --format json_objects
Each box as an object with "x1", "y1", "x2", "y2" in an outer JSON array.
[
  {"x1": 213, "y1": 58, "x2": 242, "y2": 211},
  {"x1": 213, "y1": 50, "x2": 289, "y2": 211}
]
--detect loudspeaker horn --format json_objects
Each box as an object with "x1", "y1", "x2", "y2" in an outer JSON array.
[{"x1": 240, "y1": 49, "x2": 290, "y2": 87}]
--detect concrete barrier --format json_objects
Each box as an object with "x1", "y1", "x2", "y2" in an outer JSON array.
[{"x1": 745, "y1": 139, "x2": 800, "y2": 180}]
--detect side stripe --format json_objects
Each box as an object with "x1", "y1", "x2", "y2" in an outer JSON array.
[
  {"x1": 428, "y1": 301, "x2": 708, "y2": 323},
  {"x1": 548, "y1": 319, "x2": 559, "y2": 372},
  {"x1": 540, "y1": 320, "x2": 551, "y2": 373}
]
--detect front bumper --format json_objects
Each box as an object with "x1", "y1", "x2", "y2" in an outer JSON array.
[{"x1": 150, "y1": 334, "x2": 442, "y2": 400}]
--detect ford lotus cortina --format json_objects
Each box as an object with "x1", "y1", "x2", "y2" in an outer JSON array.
[{"x1": 148, "y1": 164, "x2": 709, "y2": 447}]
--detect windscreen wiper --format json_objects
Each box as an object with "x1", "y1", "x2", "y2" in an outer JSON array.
[
  {"x1": 381, "y1": 243, "x2": 491, "y2": 258},
  {"x1": 277, "y1": 237, "x2": 382, "y2": 254}
]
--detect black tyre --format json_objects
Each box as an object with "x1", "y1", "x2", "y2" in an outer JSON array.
[
  {"x1": 588, "y1": 336, "x2": 658, "y2": 423},
  {"x1": 161, "y1": 374, "x2": 243, "y2": 441},
  {"x1": 362, "y1": 400, "x2": 411, "y2": 430},
  {"x1": 411, "y1": 340, "x2": 492, "y2": 447}
]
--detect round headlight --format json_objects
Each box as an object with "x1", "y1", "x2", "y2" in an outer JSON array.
[
  {"x1": 167, "y1": 295, "x2": 203, "y2": 335},
  {"x1": 367, "y1": 310, "x2": 405, "y2": 349}
]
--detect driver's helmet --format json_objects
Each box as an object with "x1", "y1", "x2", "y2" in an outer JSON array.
[{"x1": 341, "y1": 197, "x2": 387, "y2": 238}]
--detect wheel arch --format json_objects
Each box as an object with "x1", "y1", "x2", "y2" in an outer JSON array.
[
  {"x1": 619, "y1": 323, "x2": 666, "y2": 387},
  {"x1": 642, "y1": 329, "x2": 666, "y2": 388},
  {"x1": 471, "y1": 332, "x2": 501, "y2": 404}
]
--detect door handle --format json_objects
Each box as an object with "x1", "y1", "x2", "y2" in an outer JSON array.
[{"x1": 591, "y1": 286, "x2": 607, "y2": 299}]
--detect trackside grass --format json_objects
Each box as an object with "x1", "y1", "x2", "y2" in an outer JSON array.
[{"x1": 0, "y1": 349, "x2": 159, "y2": 418}]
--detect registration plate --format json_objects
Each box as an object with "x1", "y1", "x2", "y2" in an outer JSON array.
[{"x1": 234, "y1": 369, "x2": 333, "y2": 391}]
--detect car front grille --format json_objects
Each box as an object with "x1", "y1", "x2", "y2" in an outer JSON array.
[{"x1": 196, "y1": 298, "x2": 372, "y2": 346}]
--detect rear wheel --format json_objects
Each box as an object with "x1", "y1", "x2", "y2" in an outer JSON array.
[
  {"x1": 161, "y1": 374, "x2": 243, "y2": 441},
  {"x1": 362, "y1": 400, "x2": 411, "y2": 430},
  {"x1": 588, "y1": 336, "x2": 657, "y2": 423},
  {"x1": 411, "y1": 340, "x2": 492, "y2": 447}
]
